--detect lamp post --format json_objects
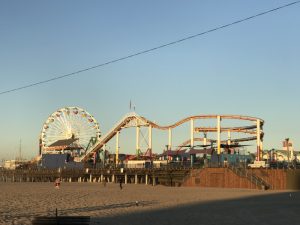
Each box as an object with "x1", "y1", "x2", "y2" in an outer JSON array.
[
  {"x1": 243, "y1": 147, "x2": 246, "y2": 168},
  {"x1": 286, "y1": 138, "x2": 290, "y2": 168}
]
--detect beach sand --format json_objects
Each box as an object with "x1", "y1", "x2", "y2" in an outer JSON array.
[{"x1": 0, "y1": 182, "x2": 298, "y2": 225}]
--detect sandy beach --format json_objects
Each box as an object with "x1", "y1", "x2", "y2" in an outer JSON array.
[{"x1": 0, "y1": 182, "x2": 299, "y2": 225}]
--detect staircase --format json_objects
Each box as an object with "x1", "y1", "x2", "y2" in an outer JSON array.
[{"x1": 228, "y1": 165, "x2": 271, "y2": 190}]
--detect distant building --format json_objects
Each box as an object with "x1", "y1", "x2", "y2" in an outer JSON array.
[
  {"x1": 262, "y1": 149, "x2": 299, "y2": 162},
  {"x1": 4, "y1": 160, "x2": 23, "y2": 170},
  {"x1": 40, "y1": 154, "x2": 83, "y2": 169},
  {"x1": 43, "y1": 136, "x2": 83, "y2": 154}
]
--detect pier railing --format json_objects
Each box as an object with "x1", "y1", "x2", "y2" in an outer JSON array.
[
  {"x1": 0, "y1": 163, "x2": 275, "y2": 189},
  {"x1": 0, "y1": 167, "x2": 191, "y2": 186}
]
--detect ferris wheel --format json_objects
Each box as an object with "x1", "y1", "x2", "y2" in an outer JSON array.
[{"x1": 41, "y1": 107, "x2": 101, "y2": 153}]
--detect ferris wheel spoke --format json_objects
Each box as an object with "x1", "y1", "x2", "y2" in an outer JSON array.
[
  {"x1": 47, "y1": 134, "x2": 67, "y2": 139},
  {"x1": 49, "y1": 123, "x2": 64, "y2": 133},
  {"x1": 47, "y1": 129, "x2": 66, "y2": 137},
  {"x1": 57, "y1": 115, "x2": 69, "y2": 131},
  {"x1": 63, "y1": 112, "x2": 72, "y2": 130}
]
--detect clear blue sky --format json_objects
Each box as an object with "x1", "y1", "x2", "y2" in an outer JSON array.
[{"x1": 1, "y1": 0, "x2": 300, "y2": 160}]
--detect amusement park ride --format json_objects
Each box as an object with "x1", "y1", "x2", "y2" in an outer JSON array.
[
  {"x1": 39, "y1": 107, "x2": 265, "y2": 166},
  {"x1": 40, "y1": 107, "x2": 100, "y2": 155}
]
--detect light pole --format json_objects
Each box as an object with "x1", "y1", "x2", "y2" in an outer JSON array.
[
  {"x1": 243, "y1": 147, "x2": 246, "y2": 168},
  {"x1": 286, "y1": 138, "x2": 290, "y2": 168}
]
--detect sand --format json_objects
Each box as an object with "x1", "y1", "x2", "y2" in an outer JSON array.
[{"x1": 0, "y1": 182, "x2": 298, "y2": 225}]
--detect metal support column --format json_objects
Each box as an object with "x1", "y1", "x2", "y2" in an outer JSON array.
[
  {"x1": 256, "y1": 119, "x2": 261, "y2": 161},
  {"x1": 190, "y1": 119, "x2": 194, "y2": 147},
  {"x1": 217, "y1": 115, "x2": 221, "y2": 155},
  {"x1": 227, "y1": 131, "x2": 231, "y2": 145},
  {"x1": 103, "y1": 144, "x2": 106, "y2": 168},
  {"x1": 260, "y1": 141, "x2": 263, "y2": 160},
  {"x1": 149, "y1": 125, "x2": 152, "y2": 157},
  {"x1": 136, "y1": 126, "x2": 140, "y2": 156},
  {"x1": 168, "y1": 128, "x2": 172, "y2": 150},
  {"x1": 115, "y1": 131, "x2": 119, "y2": 165}
]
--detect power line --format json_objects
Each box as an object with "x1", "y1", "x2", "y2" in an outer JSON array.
[{"x1": 1, "y1": 1, "x2": 299, "y2": 96}]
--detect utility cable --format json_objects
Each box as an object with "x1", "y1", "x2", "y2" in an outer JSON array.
[{"x1": 1, "y1": 1, "x2": 299, "y2": 95}]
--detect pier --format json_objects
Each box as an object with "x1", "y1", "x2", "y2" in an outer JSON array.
[{"x1": 1, "y1": 167, "x2": 300, "y2": 190}]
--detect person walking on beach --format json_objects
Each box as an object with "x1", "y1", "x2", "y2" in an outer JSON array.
[
  {"x1": 119, "y1": 178, "x2": 123, "y2": 190},
  {"x1": 103, "y1": 177, "x2": 107, "y2": 187},
  {"x1": 54, "y1": 178, "x2": 61, "y2": 189}
]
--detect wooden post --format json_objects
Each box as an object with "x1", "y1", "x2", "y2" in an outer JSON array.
[
  {"x1": 152, "y1": 174, "x2": 156, "y2": 186},
  {"x1": 112, "y1": 174, "x2": 115, "y2": 183}
]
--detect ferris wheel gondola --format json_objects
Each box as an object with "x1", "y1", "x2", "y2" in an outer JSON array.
[{"x1": 40, "y1": 107, "x2": 101, "y2": 154}]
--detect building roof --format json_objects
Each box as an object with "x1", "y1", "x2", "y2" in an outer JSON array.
[
  {"x1": 160, "y1": 148, "x2": 213, "y2": 156},
  {"x1": 49, "y1": 138, "x2": 78, "y2": 147},
  {"x1": 45, "y1": 138, "x2": 83, "y2": 151}
]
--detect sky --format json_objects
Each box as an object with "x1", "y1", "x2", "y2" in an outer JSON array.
[{"x1": 0, "y1": 0, "x2": 300, "y2": 160}]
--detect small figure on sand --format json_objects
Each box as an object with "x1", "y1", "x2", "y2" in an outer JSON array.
[
  {"x1": 55, "y1": 178, "x2": 61, "y2": 189},
  {"x1": 103, "y1": 177, "x2": 107, "y2": 187},
  {"x1": 119, "y1": 178, "x2": 123, "y2": 190}
]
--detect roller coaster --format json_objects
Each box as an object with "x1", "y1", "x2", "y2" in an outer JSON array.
[{"x1": 78, "y1": 112, "x2": 264, "y2": 162}]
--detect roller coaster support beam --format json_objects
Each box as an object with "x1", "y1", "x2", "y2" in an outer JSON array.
[
  {"x1": 103, "y1": 144, "x2": 106, "y2": 168},
  {"x1": 148, "y1": 125, "x2": 152, "y2": 157},
  {"x1": 217, "y1": 116, "x2": 221, "y2": 155},
  {"x1": 136, "y1": 126, "x2": 140, "y2": 156},
  {"x1": 256, "y1": 119, "x2": 261, "y2": 161},
  {"x1": 190, "y1": 119, "x2": 194, "y2": 147},
  {"x1": 115, "y1": 131, "x2": 119, "y2": 165},
  {"x1": 260, "y1": 141, "x2": 263, "y2": 160},
  {"x1": 168, "y1": 128, "x2": 172, "y2": 150},
  {"x1": 227, "y1": 131, "x2": 231, "y2": 145}
]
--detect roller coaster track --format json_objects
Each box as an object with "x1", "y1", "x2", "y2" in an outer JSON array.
[
  {"x1": 144, "y1": 115, "x2": 264, "y2": 130},
  {"x1": 194, "y1": 125, "x2": 259, "y2": 135},
  {"x1": 174, "y1": 137, "x2": 260, "y2": 151},
  {"x1": 81, "y1": 112, "x2": 264, "y2": 161}
]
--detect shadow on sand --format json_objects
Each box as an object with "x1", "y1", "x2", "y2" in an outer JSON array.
[
  {"x1": 93, "y1": 191, "x2": 300, "y2": 225},
  {"x1": 2, "y1": 201, "x2": 157, "y2": 223},
  {"x1": 57, "y1": 200, "x2": 157, "y2": 214}
]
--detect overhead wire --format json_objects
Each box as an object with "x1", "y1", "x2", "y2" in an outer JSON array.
[{"x1": 1, "y1": 1, "x2": 299, "y2": 96}]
